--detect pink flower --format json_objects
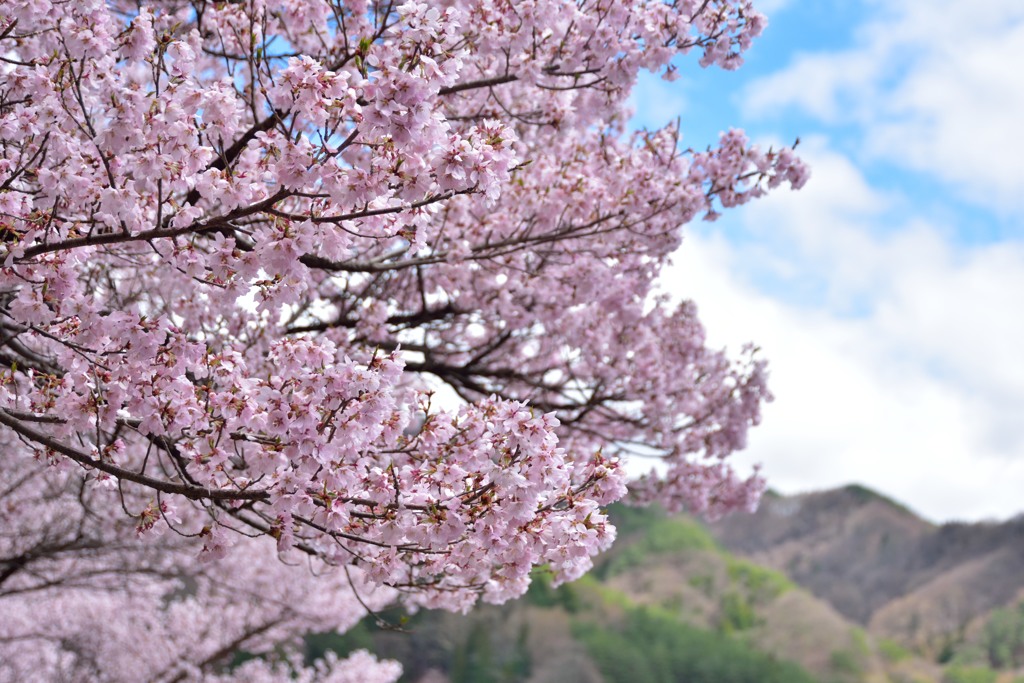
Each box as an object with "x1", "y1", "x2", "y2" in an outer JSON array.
[{"x1": 0, "y1": 0, "x2": 805, "y2": 677}]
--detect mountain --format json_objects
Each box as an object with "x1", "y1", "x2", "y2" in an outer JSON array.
[
  {"x1": 709, "y1": 485, "x2": 1024, "y2": 658},
  {"x1": 302, "y1": 485, "x2": 1024, "y2": 683},
  {"x1": 309, "y1": 504, "x2": 882, "y2": 683}
]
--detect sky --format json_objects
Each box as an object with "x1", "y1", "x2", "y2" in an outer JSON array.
[{"x1": 630, "y1": 0, "x2": 1024, "y2": 522}]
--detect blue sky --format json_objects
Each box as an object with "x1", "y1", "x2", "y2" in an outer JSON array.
[{"x1": 631, "y1": 0, "x2": 1024, "y2": 521}]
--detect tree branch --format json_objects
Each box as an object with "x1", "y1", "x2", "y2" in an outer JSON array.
[{"x1": 0, "y1": 409, "x2": 269, "y2": 502}]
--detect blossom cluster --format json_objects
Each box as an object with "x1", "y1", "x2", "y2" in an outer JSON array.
[{"x1": 0, "y1": 0, "x2": 806, "y2": 678}]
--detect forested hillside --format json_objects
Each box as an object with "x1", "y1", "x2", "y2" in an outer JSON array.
[{"x1": 304, "y1": 489, "x2": 1024, "y2": 683}]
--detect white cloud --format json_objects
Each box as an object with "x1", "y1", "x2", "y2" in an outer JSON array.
[
  {"x1": 744, "y1": 0, "x2": 1024, "y2": 211},
  {"x1": 660, "y1": 142, "x2": 1024, "y2": 522}
]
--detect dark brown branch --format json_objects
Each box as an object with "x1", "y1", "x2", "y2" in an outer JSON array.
[
  {"x1": 286, "y1": 303, "x2": 459, "y2": 334},
  {"x1": 0, "y1": 409, "x2": 269, "y2": 502},
  {"x1": 438, "y1": 73, "x2": 518, "y2": 96},
  {"x1": 16, "y1": 190, "x2": 287, "y2": 260}
]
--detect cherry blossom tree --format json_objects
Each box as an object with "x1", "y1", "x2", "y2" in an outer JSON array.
[{"x1": 0, "y1": 0, "x2": 806, "y2": 679}]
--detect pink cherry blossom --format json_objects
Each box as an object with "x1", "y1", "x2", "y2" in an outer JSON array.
[{"x1": 0, "y1": 0, "x2": 806, "y2": 679}]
